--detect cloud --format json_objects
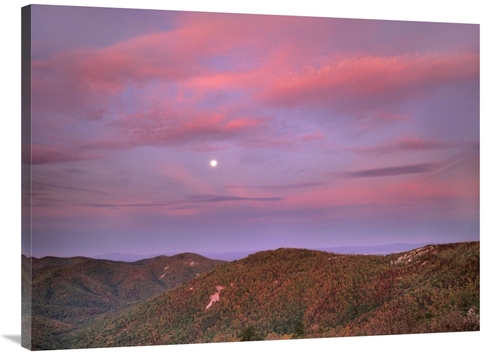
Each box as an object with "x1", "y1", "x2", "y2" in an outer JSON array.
[
  {"x1": 30, "y1": 13, "x2": 479, "y2": 161},
  {"x1": 188, "y1": 194, "x2": 284, "y2": 203},
  {"x1": 32, "y1": 182, "x2": 111, "y2": 195},
  {"x1": 353, "y1": 138, "x2": 479, "y2": 155},
  {"x1": 31, "y1": 33, "x2": 199, "y2": 120},
  {"x1": 26, "y1": 144, "x2": 104, "y2": 165},
  {"x1": 32, "y1": 14, "x2": 479, "y2": 124},
  {"x1": 77, "y1": 194, "x2": 284, "y2": 212},
  {"x1": 409, "y1": 145, "x2": 479, "y2": 183},
  {"x1": 30, "y1": 13, "x2": 285, "y2": 119},
  {"x1": 338, "y1": 163, "x2": 436, "y2": 178},
  {"x1": 83, "y1": 202, "x2": 171, "y2": 208},
  {"x1": 353, "y1": 138, "x2": 472, "y2": 155},
  {"x1": 112, "y1": 106, "x2": 264, "y2": 149},
  {"x1": 260, "y1": 52, "x2": 479, "y2": 115},
  {"x1": 97, "y1": 101, "x2": 320, "y2": 152},
  {"x1": 226, "y1": 182, "x2": 327, "y2": 190}
]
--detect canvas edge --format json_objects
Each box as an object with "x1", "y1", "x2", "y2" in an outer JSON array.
[{"x1": 21, "y1": 4, "x2": 32, "y2": 350}]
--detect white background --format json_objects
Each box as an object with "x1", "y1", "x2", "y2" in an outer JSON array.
[{"x1": 1, "y1": 1, "x2": 497, "y2": 354}]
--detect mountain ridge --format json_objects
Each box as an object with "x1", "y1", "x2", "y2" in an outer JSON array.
[
  {"x1": 50, "y1": 241, "x2": 479, "y2": 349},
  {"x1": 81, "y1": 242, "x2": 436, "y2": 262},
  {"x1": 23, "y1": 252, "x2": 226, "y2": 349}
]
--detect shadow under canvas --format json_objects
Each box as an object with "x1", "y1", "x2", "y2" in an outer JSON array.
[{"x1": 3, "y1": 335, "x2": 22, "y2": 345}]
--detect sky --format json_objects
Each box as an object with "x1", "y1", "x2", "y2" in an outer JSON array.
[{"x1": 24, "y1": 4, "x2": 480, "y2": 258}]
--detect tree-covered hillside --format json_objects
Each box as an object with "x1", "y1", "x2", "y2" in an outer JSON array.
[
  {"x1": 22, "y1": 253, "x2": 225, "y2": 349},
  {"x1": 56, "y1": 242, "x2": 478, "y2": 350}
]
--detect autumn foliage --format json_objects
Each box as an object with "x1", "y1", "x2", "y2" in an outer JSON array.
[{"x1": 25, "y1": 242, "x2": 479, "y2": 349}]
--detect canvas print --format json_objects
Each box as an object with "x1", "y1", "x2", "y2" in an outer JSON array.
[{"x1": 21, "y1": 4, "x2": 479, "y2": 351}]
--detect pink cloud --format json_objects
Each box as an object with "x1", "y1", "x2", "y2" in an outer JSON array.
[
  {"x1": 268, "y1": 168, "x2": 473, "y2": 223},
  {"x1": 32, "y1": 13, "x2": 480, "y2": 121},
  {"x1": 31, "y1": 12, "x2": 287, "y2": 94},
  {"x1": 30, "y1": 13, "x2": 365, "y2": 119},
  {"x1": 30, "y1": 14, "x2": 479, "y2": 159},
  {"x1": 260, "y1": 52, "x2": 479, "y2": 111},
  {"x1": 112, "y1": 106, "x2": 264, "y2": 148},
  {"x1": 31, "y1": 24, "x2": 237, "y2": 119},
  {"x1": 301, "y1": 131, "x2": 326, "y2": 143},
  {"x1": 92, "y1": 96, "x2": 324, "y2": 151}
]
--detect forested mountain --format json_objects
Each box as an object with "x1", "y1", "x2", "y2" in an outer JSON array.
[
  {"x1": 22, "y1": 253, "x2": 225, "y2": 349},
  {"x1": 39, "y1": 242, "x2": 479, "y2": 350}
]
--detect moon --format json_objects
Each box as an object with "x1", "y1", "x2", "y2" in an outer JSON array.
[{"x1": 210, "y1": 160, "x2": 218, "y2": 167}]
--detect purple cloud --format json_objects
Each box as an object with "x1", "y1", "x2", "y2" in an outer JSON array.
[
  {"x1": 226, "y1": 182, "x2": 327, "y2": 190},
  {"x1": 32, "y1": 182, "x2": 111, "y2": 195},
  {"x1": 188, "y1": 195, "x2": 284, "y2": 203},
  {"x1": 338, "y1": 163, "x2": 436, "y2": 178}
]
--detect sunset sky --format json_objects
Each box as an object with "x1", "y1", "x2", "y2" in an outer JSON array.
[{"x1": 25, "y1": 5, "x2": 479, "y2": 258}]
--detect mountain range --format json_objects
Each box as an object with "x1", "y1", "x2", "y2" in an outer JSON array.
[
  {"x1": 22, "y1": 252, "x2": 225, "y2": 349},
  {"x1": 90, "y1": 243, "x2": 431, "y2": 262},
  {"x1": 22, "y1": 242, "x2": 479, "y2": 350}
]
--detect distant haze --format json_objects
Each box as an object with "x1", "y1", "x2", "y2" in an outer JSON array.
[
  {"x1": 90, "y1": 243, "x2": 434, "y2": 262},
  {"x1": 24, "y1": 5, "x2": 479, "y2": 259}
]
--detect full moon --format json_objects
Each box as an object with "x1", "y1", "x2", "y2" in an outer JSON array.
[{"x1": 210, "y1": 160, "x2": 217, "y2": 167}]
